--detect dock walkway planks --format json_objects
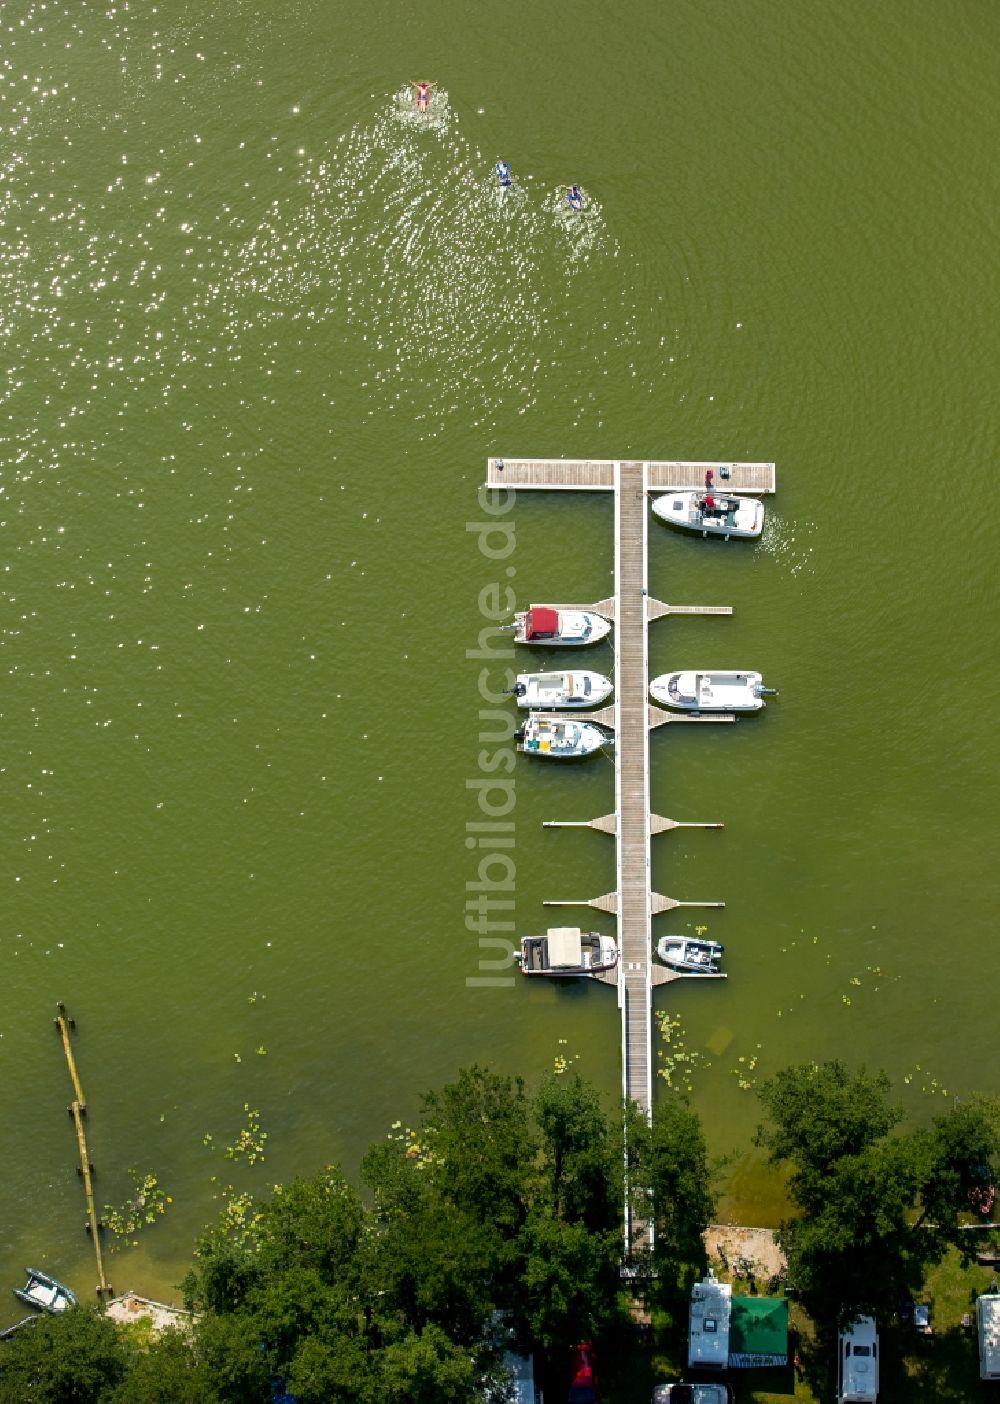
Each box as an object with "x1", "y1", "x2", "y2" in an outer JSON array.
[{"x1": 487, "y1": 457, "x2": 776, "y2": 495}]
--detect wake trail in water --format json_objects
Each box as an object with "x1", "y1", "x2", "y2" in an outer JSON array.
[{"x1": 193, "y1": 91, "x2": 621, "y2": 440}]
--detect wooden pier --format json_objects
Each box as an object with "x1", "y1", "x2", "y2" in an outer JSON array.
[
  {"x1": 487, "y1": 457, "x2": 775, "y2": 1255},
  {"x1": 55, "y1": 1006, "x2": 111, "y2": 1299},
  {"x1": 487, "y1": 457, "x2": 776, "y2": 495}
]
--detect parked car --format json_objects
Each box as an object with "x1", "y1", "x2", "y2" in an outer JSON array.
[
  {"x1": 652, "y1": 1386, "x2": 735, "y2": 1404},
  {"x1": 567, "y1": 1341, "x2": 600, "y2": 1403}
]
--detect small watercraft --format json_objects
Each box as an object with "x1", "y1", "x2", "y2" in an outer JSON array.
[
  {"x1": 510, "y1": 606, "x2": 612, "y2": 648},
  {"x1": 649, "y1": 671, "x2": 777, "y2": 713},
  {"x1": 518, "y1": 927, "x2": 618, "y2": 977},
  {"x1": 13, "y1": 1268, "x2": 77, "y2": 1314},
  {"x1": 513, "y1": 670, "x2": 612, "y2": 710},
  {"x1": 495, "y1": 159, "x2": 512, "y2": 188},
  {"x1": 515, "y1": 714, "x2": 610, "y2": 759},
  {"x1": 652, "y1": 489, "x2": 764, "y2": 540},
  {"x1": 656, "y1": 936, "x2": 724, "y2": 974}
]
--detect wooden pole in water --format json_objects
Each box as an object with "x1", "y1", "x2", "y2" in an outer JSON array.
[{"x1": 54, "y1": 1008, "x2": 110, "y2": 1299}]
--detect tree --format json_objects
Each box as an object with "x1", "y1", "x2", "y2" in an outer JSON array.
[
  {"x1": 913, "y1": 1095, "x2": 1000, "y2": 1256},
  {"x1": 755, "y1": 1061, "x2": 900, "y2": 1212},
  {"x1": 106, "y1": 1328, "x2": 218, "y2": 1404},
  {"x1": 360, "y1": 1190, "x2": 499, "y2": 1344},
  {"x1": 192, "y1": 1313, "x2": 271, "y2": 1404},
  {"x1": 419, "y1": 1067, "x2": 537, "y2": 1236},
  {"x1": 0, "y1": 1308, "x2": 127, "y2": 1404},
  {"x1": 777, "y1": 1133, "x2": 926, "y2": 1324},
  {"x1": 754, "y1": 1061, "x2": 970, "y2": 1328},
  {"x1": 376, "y1": 1324, "x2": 483, "y2": 1404},
  {"x1": 534, "y1": 1070, "x2": 622, "y2": 1233},
  {"x1": 284, "y1": 1332, "x2": 376, "y2": 1404},
  {"x1": 182, "y1": 1227, "x2": 263, "y2": 1315},
  {"x1": 256, "y1": 1169, "x2": 364, "y2": 1282},
  {"x1": 637, "y1": 1097, "x2": 715, "y2": 1293},
  {"x1": 516, "y1": 1214, "x2": 620, "y2": 1350}
]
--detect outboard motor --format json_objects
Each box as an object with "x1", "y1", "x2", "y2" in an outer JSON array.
[
  {"x1": 515, "y1": 681, "x2": 527, "y2": 697},
  {"x1": 754, "y1": 686, "x2": 779, "y2": 698}
]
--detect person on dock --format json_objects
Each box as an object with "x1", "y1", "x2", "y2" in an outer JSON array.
[
  {"x1": 565, "y1": 184, "x2": 585, "y2": 211},
  {"x1": 410, "y1": 80, "x2": 435, "y2": 113},
  {"x1": 495, "y1": 158, "x2": 512, "y2": 188}
]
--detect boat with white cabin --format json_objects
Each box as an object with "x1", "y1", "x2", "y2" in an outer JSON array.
[
  {"x1": 513, "y1": 670, "x2": 612, "y2": 710},
  {"x1": 656, "y1": 936, "x2": 725, "y2": 974},
  {"x1": 652, "y1": 489, "x2": 764, "y2": 540},
  {"x1": 13, "y1": 1268, "x2": 77, "y2": 1314},
  {"x1": 518, "y1": 927, "x2": 618, "y2": 977},
  {"x1": 649, "y1": 670, "x2": 777, "y2": 713},
  {"x1": 515, "y1": 714, "x2": 610, "y2": 759},
  {"x1": 509, "y1": 606, "x2": 612, "y2": 648}
]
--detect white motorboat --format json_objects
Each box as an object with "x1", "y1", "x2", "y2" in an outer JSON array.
[
  {"x1": 14, "y1": 1268, "x2": 77, "y2": 1314},
  {"x1": 513, "y1": 670, "x2": 613, "y2": 710},
  {"x1": 515, "y1": 714, "x2": 610, "y2": 759},
  {"x1": 649, "y1": 670, "x2": 777, "y2": 713},
  {"x1": 510, "y1": 606, "x2": 612, "y2": 648},
  {"x1": 652, "y1": 489, "x2": 764, "y2": 540},
  {"x1": 518, "y1": 927, "x2": 618, "y2": 977},
  {"x1": 656, "y1": 936, "x2": 724, "y2": 974}
]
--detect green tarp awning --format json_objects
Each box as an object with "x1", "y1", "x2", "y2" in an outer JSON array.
[{"x1": 728, "y1": 1296, "x2": 788, "y2": 1369}]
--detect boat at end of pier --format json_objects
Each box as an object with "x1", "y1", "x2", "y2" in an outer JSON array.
[
  {"x1": 515, "y1": 714, "x2": 610, "y2": 758},
  {"x1": 513, "y1": 670, "x2": 613, "y2": 709},
  {"x1": 509, "y1": 605, "x2": 612, "y2": 648},
  {"x1": 650, "y1": 670, "x2": 777, "y2": 713},
  {"x1": 656, "y1": 936, "x2": 724, "y2": 974},
  {"x1": 652, "y1": 489, "x2": 764, "y2": 540},
  {"x1": 13, "y1": 1268, "x2": 77, "y2": 1314},
  {"x1": 518, "y1": 927, "x2": 618, "y2": 977}
]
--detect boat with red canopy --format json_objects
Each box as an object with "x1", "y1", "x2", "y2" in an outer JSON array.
[{"x1": 510, "y1": 605, "x2": 612, "y2": 647}]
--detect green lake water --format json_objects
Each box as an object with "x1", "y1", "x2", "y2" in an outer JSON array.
[{"x1": 3, "y1": 0, "x2": 1000, "y2": 1310}]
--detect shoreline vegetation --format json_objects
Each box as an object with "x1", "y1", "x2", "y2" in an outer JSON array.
[{"x1": 2, "y1": 1061, "x2": 999, "y2": 1402}]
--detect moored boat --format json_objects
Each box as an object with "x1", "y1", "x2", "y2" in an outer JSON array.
[
  {"x1": 649, "y1": 670, "x2": 777, "y2": 713},
  {"x1": 513, "y1": 670, "x2": 613, "y2": 710},
  {"x1": 518, "y1": 927, "x2": 618, "y2": 977},
  {"x1": 652, "y1": 489, "x2": 764, "y2": 540},
  {"x1": 14, "y1": 1268, "x2": 77, "y2": 1314},
  {"x1": 656, "y1": 936, "x2": 724, "y2": 974},
  {"x1": 515, "y1": 714, "x2": 610, "y2": 759},
  {"x1": 510, "y1": 606, "x2": 612, "y2": 648}
]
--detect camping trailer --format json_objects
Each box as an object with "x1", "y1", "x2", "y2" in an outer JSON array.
[
  {"x1": 687, "y1": 1274, "x2": 732, "y2": 1371},
  {"x1": 977, "y1": 1294, "x2": 1000, "y2": 1380},
  {"x1": 837, "y1": 1316, "x2": 878, "y2": 1403}
]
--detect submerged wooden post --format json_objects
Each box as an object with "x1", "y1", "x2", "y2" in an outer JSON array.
[{"x1": 55, "y1": 1008, "x2": 110, "y2": 1299}]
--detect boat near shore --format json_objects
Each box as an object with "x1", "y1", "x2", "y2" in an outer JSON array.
[
  {"x1": 513, "y1": 670, "x2": 612, "y2": 710},
  {"x1": 13, "y1": 1268, "x2": 77, "y2": 1314},
  {"x1": 518, "y1": 927, "x2": 618, "y2": 977},
  {"x1": 650, "y1": 671, "x2": 777, "y2": 713},
  {"x1": 509, "y1": 606, "x2": 612, "y2": 648}
]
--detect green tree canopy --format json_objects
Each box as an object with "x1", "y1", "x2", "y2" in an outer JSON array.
[
  {"x1": 0, "y1": 1308, "x2": 127, "y2": 1404},
  {"x1": 755, "y1": 1061, "x2": 1000, "y2": 1329},
  {"x1": 534, "y1": 1070, "x2": 622, "y2": 1233}
]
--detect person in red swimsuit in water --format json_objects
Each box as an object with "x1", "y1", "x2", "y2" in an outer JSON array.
[{"x1": 410, "y1": 80, "x2": 435, "y2": 113}]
